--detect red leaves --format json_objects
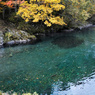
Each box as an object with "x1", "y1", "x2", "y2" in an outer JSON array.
[
  {"x1": 0, "y1": 0, "x2": 25, "y2": 8},
  {"x1": 5, "y1": 0, "x2": 13, "y2": 8},
  {"x1": 11, "y1": 0, "x2": 25, "y2": 4}
]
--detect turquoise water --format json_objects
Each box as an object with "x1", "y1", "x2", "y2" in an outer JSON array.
[{"x1": 0, "y1": 27, "x2": 95, "y2": 94}]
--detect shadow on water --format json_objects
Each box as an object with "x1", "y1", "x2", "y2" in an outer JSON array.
[{"x1": 52, "y1": 36, "x2": 84, "y2": 48}]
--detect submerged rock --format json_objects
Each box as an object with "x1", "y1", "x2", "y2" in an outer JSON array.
[{"x1": 52, "y1": 36, "x2": 84, "y2": 49}]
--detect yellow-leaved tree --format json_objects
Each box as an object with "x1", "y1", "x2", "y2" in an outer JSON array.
[{"x1": 17, "y1": 0, "x2": 66, "y2": 27}]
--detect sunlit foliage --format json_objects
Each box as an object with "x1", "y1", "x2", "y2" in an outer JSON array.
[{"x1": 17, "y1": 0, "x2": 66, "y2": 27}]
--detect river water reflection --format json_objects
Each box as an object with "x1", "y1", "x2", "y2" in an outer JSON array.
[{"x1": 0, "y1": 27, "x2": 95, "y2": 95}]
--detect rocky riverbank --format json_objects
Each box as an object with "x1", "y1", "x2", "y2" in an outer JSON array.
[
  {"x1": 0, "y1": 14, "x2": 95, "y2": 48},
  {"x1": 61, "y1": 24, "x2": 95, "y2": 32},
  {"x1": 0, "y1": 19, "x2": 37, "y2": 48}
]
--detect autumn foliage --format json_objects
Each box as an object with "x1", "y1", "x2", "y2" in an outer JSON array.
[
  {"x1": 0, "y1": 0, "x2": 95, "y2": 28},
  {"x1": 0, "y1": 0, "x2": 13, "y2": 10},
  {"x1": 17, "y1": 0, "x2": 66, "y2": 27},
  {"x1": 0, "y1": 0, "x2": 25, "y2": 12}
]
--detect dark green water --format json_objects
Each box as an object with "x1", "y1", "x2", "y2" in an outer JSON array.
[{"x1": 0, "y1": 27, "x2": 95, "y2": 95}]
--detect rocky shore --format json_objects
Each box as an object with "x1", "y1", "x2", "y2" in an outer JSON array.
[
  {"x1": 0, "y1": 15, "x2": 95, "y2": 48},
  {"x1": 0, "y1": 19, "x2": 37, "y2": 48},
  {"x1": 61, "y1": 24, "x2": 95, "y2": 33}
]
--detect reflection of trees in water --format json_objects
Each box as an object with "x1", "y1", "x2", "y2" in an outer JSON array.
[{"x1": 52, "y1": 36, "x2": 84, "y2": 48}]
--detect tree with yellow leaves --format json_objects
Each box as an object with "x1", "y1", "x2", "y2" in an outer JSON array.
[{"x1": 17, "y1": 0, "x2": 66, "y2": 27}]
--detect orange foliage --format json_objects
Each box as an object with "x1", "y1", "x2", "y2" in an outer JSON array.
[
  {"x1": 5, "y1": 0, "x2": 13, "y2": 8},
  {"x1": 0, "y1": 0, "x2": 25, "y2": 8}
]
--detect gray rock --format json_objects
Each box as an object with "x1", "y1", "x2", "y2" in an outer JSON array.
[
  {"x1": 6, "y1": 40, "x2": 15, "y2": 45},
  {"x1": 64, "y1": 29, "x2": 74, "y2": 32},
  {"x1": 4, "y1": 39, "x2": 35, "y2": 46},
  {"x1": 0, "y1": 31, "x2": 4, "y2": 48},
  {"x1": 3, "y1": 28, "x2": 37, "y2": 47},
  {"x1": 78, "y1": 24, "x2": 93, "y2": 30}
]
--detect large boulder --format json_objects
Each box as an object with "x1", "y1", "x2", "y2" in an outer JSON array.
[{"x1": 3, "y1": 29, "x2": 37, "y2": 47}]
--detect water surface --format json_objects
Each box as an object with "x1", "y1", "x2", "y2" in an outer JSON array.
[{"x1": 0, "y1": 27, "x2": 95, "y2": 95}]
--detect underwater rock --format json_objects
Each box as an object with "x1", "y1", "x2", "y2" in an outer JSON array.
[
  {"x1": 51, "y1": 74, "x2": 57, "y2": 78},
  {"x1": 52, "y1": 36, "x2": 84, "y2": 49}
]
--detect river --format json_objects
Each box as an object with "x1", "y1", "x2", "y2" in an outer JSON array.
[{"x1": 0, "y1": 27, "x2": 95, "y2": 95}]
